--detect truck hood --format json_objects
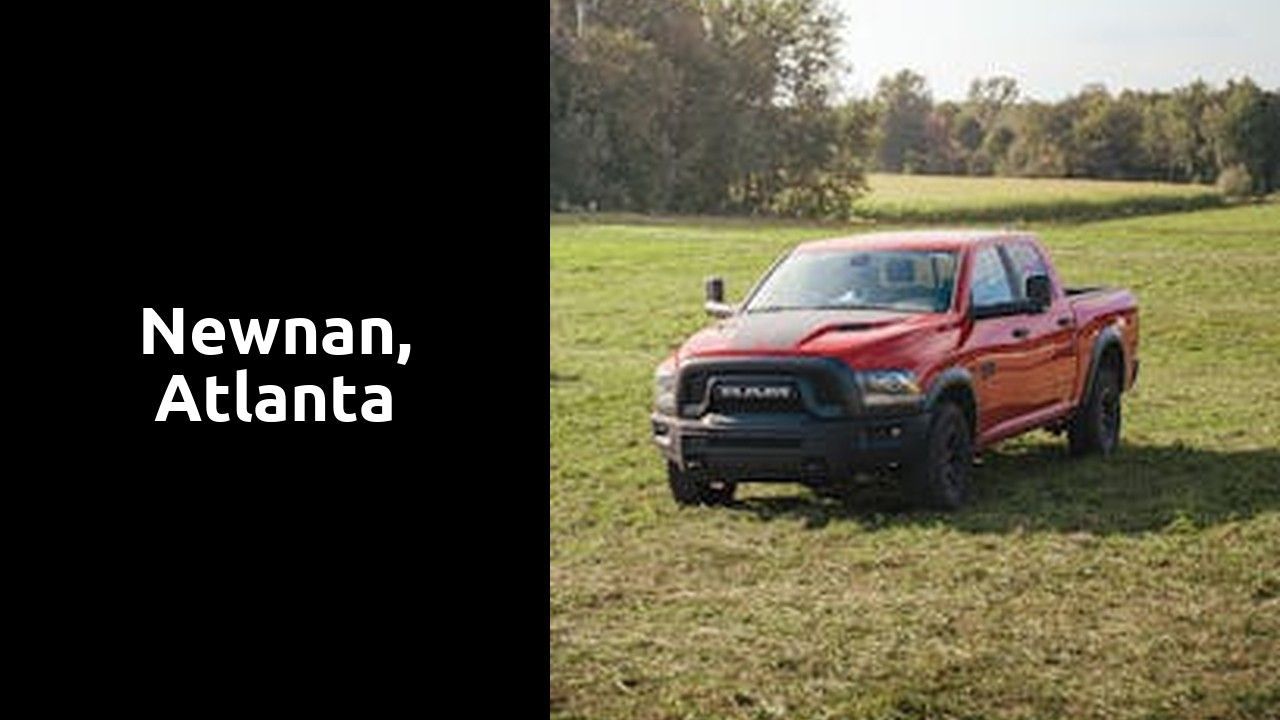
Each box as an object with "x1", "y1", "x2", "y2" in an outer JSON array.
[{"x1": 678, "y1": 308, "x2": 939, "y2": 361}]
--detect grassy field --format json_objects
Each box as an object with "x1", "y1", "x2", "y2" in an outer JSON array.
[
  {"x1": 550, "y1": 202, "x2": 1280, "y2": 719},
  {"x1": 851, "y1": 173, "x2": 1224, "y2": 223}
]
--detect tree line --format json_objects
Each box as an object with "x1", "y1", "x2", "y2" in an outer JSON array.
[
  {"x1": 550, "y1": 0, "x2": 1280, "y2": 218},
  {"x1": 550, "y1": 0, "x2": 870, "y2": 217},
  {"x1": 870, "y1": 71, "x2": 1279, "y2": 197}
]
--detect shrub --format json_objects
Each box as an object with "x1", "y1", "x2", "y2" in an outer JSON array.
[
  {"x1": 766, "y1": 172, "x2": 866, "y2": 220},
  {"x1": 1217, "y1": 164, "x2": 1255, "y2": 198}
]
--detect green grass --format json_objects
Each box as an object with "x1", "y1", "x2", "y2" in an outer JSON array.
[
  {"x1": 852, "y1": 173, "x2": 1225, "y2": 223},
  {"x1": 550, "y1": 203, "x2": 1280, "y2": 719}
]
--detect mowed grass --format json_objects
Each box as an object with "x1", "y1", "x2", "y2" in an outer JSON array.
[
  {"x1": 550, "y1": 203, "x2": 1280, "y2": 719},
  {"x1": 852, "y1": 173, "x2": 1224, "y2": 223}
]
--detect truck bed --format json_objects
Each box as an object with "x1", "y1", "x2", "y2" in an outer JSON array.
[{"x1": 1063, "y1": 285, "x2": 1140, "y2": 395}]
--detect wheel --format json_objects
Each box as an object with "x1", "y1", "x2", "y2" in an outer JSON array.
[
  {"x1": 667, "y1": 462, "x2": 735, "y2": 506},
  {"x1": 1068, "y1": 363, "x2": 1122, "y2": 456},
  {"x1": 904, "y1": 402, "x2": 972, "y2": 510}
]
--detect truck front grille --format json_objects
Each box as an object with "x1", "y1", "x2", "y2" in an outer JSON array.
[
  {"x1": 676, "y1": 359, "x2": 855, "y2": 418},
  {"x1": 707, "y1": 391, "x2": 805, "y2": 415}
]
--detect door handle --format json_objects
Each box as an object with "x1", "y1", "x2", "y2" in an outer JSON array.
[
  {"x1": 1012, "y1": 327, "x2": 1030, "y2": 339},
  {"x1": 1056, "y1": 316, "x2": 1072, "y2": 328}
]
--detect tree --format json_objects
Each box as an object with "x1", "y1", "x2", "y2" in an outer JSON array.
[
  {"x1": 1143, "y1": 95, "x2": 1188, "y2": 181},
  {"x1": 547, "y1": 0, "x2": 868, "y2": 217},
  {"x1": 1069, "y1": 86, "x2": 1145, "y2": 178},
  {"x1": 1171, "y1": 81, "x2": 1219, "y2": 183},
  {"x1": 1267, "y1": 90, "x2": 1280, "y2": 192},
  {"x1": 967, "y1": 76, "x2": 1019, "y2": 127},
  {"x1": 922, "y1": 102, "x2": 962, "y2": 174},
  {"x1": 1211, "y1": 78, "x2": 1276, "y2": 194},
  {"x1": 874, "y1": 69, "x2": 932, "y2": 172}
]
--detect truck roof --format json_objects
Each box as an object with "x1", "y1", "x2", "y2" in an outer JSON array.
[{"x1": 796, "y1": 229, "x2": 1031, "y2": 253}]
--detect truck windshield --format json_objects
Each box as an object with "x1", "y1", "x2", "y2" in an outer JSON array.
[{"x1": 746, "y1": 250, "x2": 958, "y2": 314}]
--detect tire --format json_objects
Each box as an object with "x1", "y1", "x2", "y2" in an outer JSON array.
[
  {"x1": 667, "y1": 462, "x2": 735, "y2": 506},
  {"x1": 1068, "y1": 362, "x2": 1122, "y2": 457},
  {"x1": 904, "y1": 402, "x2": 973, "y2": 510}
]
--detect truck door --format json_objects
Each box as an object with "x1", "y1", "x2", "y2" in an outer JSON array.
[
  {"x1": 962, "y1": 244, "x2": 1028, "y2": 433},
  {"x1": 1000, "y1": 239, "x2": 1076, "y2": 409}
]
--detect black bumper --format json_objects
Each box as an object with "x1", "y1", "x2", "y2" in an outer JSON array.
[{"x1": 651, "y1": 410, "x2": 930, "y2": 483}]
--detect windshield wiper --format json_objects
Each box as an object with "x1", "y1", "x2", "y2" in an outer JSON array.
[
  {"x1": 746, "y1": 305, "x2": 805, "y2": 313},
  {"x1": 808, "y1": 303, "x2": 925, "y2": 313},
  {"x1": 749, "y1": 303, "x2": 929, "y2": 314}
]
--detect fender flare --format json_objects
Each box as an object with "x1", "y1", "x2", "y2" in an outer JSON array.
[
  {"x1": 924, "y1": 367, "x2": 978, "y2": 437},
  {"x1": 1080, "y1": 324, "x2": 1126, "y2": 404}
]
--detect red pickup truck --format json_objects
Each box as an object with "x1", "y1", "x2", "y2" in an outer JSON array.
[{"x1": 651, "y1": 230, "x2": 1139, "y2": 509}]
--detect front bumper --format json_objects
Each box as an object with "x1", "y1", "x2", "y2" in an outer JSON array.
[{"x1": 651, "y1": 410, "x2": 930, "y2": 483}]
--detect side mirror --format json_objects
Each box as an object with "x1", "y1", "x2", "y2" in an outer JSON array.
[
  {"x1": 705, "y1": 276, "x2": 724, "y2": 304},
  {"x1": 704, "y1": 276, "x2": 733, "y2": 318},
  {"x1": 1025, "y1": 274, "x2": 1051, "y2": 311}
]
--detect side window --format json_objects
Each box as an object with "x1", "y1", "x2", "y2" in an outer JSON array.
[
  {"x1": 1003, "y1": 241, "x2": 1049, "y2": 299},
  {"x1": 969, "y1": 245, "x2": 1015, "y2": 308}
]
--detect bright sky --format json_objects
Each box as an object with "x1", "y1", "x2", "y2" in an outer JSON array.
[{"x1": 836, "y1": 0, "x2": 1280, "y2": 101}]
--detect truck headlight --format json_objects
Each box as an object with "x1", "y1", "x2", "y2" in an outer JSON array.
[
  {"x1": 860, "y1": 370, "x2": 922, "y2": 408},
  {"x1": 654, "y1": 363, "x2": 677, "y2": 415}
]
